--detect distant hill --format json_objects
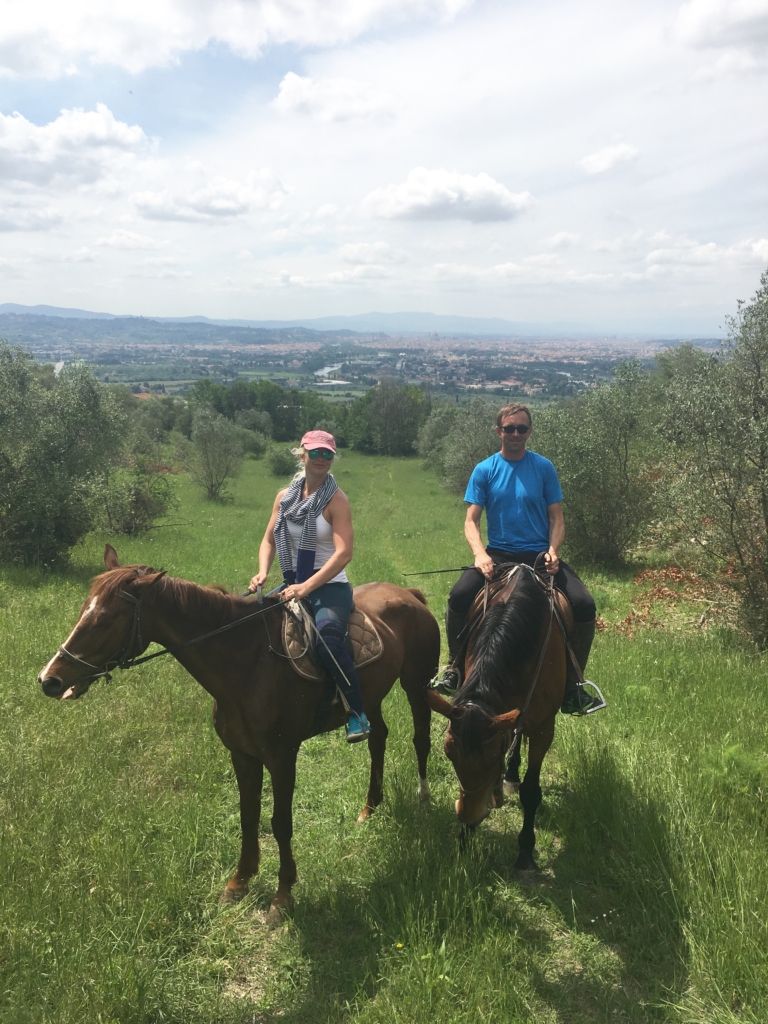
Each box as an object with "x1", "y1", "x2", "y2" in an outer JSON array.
[
  {"x1": 0, "y1": 303, "x2": 723, "y2": 341},
  {"x1": 0, "y1": 304, "x2": 591, "y2": 338}
]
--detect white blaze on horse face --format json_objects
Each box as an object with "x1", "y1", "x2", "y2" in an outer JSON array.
[{"x1": 42, "y1": 596, "x2": 101, "y2": 676}]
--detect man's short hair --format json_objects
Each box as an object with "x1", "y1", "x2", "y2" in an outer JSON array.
[{"x1": 496, "y1": 402, "x2": 532, "y2": 428}]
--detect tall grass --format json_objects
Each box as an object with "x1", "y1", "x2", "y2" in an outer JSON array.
[{"x1": 0, "y1": 454, "x2": 766, "y2": 1022}]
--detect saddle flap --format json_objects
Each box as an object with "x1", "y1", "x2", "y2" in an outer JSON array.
[{"x1": 282, "y1": 604, "x2": 384, "y2": 682}]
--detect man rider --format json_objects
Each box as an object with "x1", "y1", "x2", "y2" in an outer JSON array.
[{"x1": 432, "y1": 402, "x2": 603, "y2": 715}]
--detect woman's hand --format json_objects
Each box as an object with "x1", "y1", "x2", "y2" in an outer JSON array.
[
  {"x1": 248, "y1": 572, "x2": 268, "y2": 593},
  {"x1": 282, "y1": 582, "x2": 310, "y2": 602}
]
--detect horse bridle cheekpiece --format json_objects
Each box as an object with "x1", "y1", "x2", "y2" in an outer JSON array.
[{"x1": 57, "y1": 589, "x2": 145, "y2": 684}]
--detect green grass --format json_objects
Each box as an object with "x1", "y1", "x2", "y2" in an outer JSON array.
[{"x1": 1, "y1": 454, "x2": 766, "y2": 1022}]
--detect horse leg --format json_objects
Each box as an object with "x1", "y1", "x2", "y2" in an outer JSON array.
[
  {"x1": 515, "y1": 720, "x2": 555, "y2": 872},
  {"x1": 358, "y1": 703, "x2": 388, "y2": 824},
  {"x1": 402, "y1": 683, "x2": 432, "y2": 804},
  {"x1": 221, "y1": 750, "x2": 264, "y2": 904},
  {"x1": 267, "y1": 751, "x2": 299, "y2": 927},
  {"x1": 503, "y1": 740, "x2": 522, "y2": 797}
]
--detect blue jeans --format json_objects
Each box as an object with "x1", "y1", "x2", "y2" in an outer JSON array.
[{"x1": 306, "y1": 582, "x2": 364, "y2": 716}]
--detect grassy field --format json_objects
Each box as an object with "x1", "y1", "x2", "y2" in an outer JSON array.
[{"x1": 1, "y1": 452, "x2": 766, "y2": 1023}]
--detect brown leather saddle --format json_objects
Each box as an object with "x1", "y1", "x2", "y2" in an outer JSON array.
[{"x1": 281, "y1": 601, "x2": 384, "y2": 682}]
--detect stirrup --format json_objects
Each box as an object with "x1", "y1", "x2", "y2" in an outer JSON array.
[
  {"x1": 430, "y1": 665, "x2": 461, "y2": 696},
  {"x1": 561, "y1": 680, "x2": 607, "y2": 716}
]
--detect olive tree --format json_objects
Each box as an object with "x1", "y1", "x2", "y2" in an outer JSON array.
[
  {"x1": 663, "y1": 269, "x2": 768, "y2": 643},
  {"x1": 0, "y1": 344, "x2": 123, "y2": 564},
  {"x1": 176, "y1": 408, "x2": 244, "y2": 500}
]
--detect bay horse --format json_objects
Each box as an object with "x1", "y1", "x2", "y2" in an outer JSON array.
[
  {"x1": 427, "y1": 565, "x2": 567, "y2": 871},
  {"x1": 38, "y1": 545, "x2": 440, "y2": 924}
]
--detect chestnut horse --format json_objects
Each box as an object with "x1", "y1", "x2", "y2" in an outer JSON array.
[
  {"x1": 39, "y1": 545, "x2": 440, "y2": 924},
  {"x1": 427, "y1": 566, "x2": 567, "y2": 871}
]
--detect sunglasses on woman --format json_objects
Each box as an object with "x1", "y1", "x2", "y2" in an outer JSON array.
[
  {"x1": 501, "y1": 424, "x2": 530, "y2": 435},
  {"x1": 307, "y1": 448, "x2": 335, "y2": 460}
]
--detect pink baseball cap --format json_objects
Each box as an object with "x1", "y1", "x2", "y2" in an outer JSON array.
[{"x1": 301, "y1": 429, "x2": 337, "y2": 453}]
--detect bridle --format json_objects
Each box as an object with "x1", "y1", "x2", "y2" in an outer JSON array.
[
  {"x1": 55, "y1": 587, "x2": 288, "y2": 687},
  {"x1": 57, "y1": 590, "x2": 145, "y2": 683}
]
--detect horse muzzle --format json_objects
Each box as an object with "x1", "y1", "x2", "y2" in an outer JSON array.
[
  {"x1": 39, "y1": 673, "x2": 91, "y2": 700},
  {"x1": 455, "y1": 793, "x2": 491, "y2": 828}
]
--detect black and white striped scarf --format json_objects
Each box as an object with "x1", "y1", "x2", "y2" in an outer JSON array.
[{"x1": 274, "y1": 474, "x2": 339, "y2": 584}]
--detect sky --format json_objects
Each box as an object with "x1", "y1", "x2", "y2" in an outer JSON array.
[{"x1": 0, "y1": 0, "x2": 766, "y2": 334}]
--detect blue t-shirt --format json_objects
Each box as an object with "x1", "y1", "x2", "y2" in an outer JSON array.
[{"x1": 464, "y1": 450, "x2": 563, "y2": 552}]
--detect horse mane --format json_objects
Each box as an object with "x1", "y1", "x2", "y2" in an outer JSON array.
[
  {"x1": 89, "y1": 565, "x2": 262, "y2": 628},
  {"x1": 453, "y1": 570, "x2": 549, "y2": 748}
]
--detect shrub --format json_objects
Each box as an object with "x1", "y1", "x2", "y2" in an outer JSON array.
[
  {"x1": 235, "y1": 408, "x2": 273, "y2": 437},
  {"x1": 662, "y1": 269, "x2": 768, "y2": 644},
  {"x1": 534, "y1": 361, "x2": 664, "y2": 563},
  {"x1": 0, "y1": 345, "x2": 123, "y2": 565},
  {"x1": 347, "y1": 379, "x2": 429, "y2": 455},
  {"x1": 90, "y1": 456, "x2": 178, "y2": 536},
  {"x1": 234, "y1": 426, "x2": 268, "y2": 459},
  {"x1": 176, "y1": 408, "x2": 244, "y2": 500},
  {"x1": 267, "y1": 446, "x2": 298, "y2": 478}
]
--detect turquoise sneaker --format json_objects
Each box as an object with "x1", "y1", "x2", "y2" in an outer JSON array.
[{"x1": 346, "y1": 712, "x2": 371, "y2": 744}]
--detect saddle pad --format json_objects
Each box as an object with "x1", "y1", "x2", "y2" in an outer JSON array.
[{"x1": 282, "y1": 604, "x2": 384, "y2": 682}]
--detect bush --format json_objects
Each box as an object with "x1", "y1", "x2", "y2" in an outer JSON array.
[
  {"x1": 234, "y1": 426, "x2": 268, "y2": 459},
  {"x1": 0, "y1": 345, "x2": 123, "y2": 565},
  {"x1": 661, "y1": 269, "x2": 768, "y2": 644},
  {"x1": 176, "y1": 409, "x2": 244, "y2": 500},
  {"x1": 347, "y1": 379, "x2": 429, "y2": 455},
  {"x1": 235, "y1": 408, "x2": 273, "y2": 437},
  {"x1": 441, "y1": 399, "x2": 499, "y2": 493},
  {"x1": 267, "y1": 446, "x2": 298, "y2": 478},
  {"x1": 534, "y1": 361, "x2": 664, "y2": 563},
  {"x1": 90, "y1": 456, "x2": 178, "y2": 536}
]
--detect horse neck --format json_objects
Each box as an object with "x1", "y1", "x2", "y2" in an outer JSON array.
[{"x1": 139, "y1": 579, "x2": 267, "y2": 687}]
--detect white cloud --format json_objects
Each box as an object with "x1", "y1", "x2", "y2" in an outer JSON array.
[
  {"x1": 364, "y1": 167, "x2": 532, "y2": 222},
  {"x1": 640, "y1": 235, "x2": 768, "y2": 277},
  {"x1": 328, "y1": 263, "x2": 392, "y2": 282},
  {"x1": 134, "y1": 172, "x2": 287, "y2": 222},
  {"x1": 0, "y1": 201, "x2": 62, "y2": 231},
  {"x1": 578, "y1": 143, "x2": 639, "y2": 175},
  {"x1": 0, "y1": 104, "x2": 146, "y2": 186},
  {"x1": 273, "y1": 72, "x2": 392, "y2": 122},
  {"x1": 432, "y1": 261, "x2": 612, "y2": 286},
  {"x1": 541, "y1": 231, "x2": 579, "y2": 249},
  {"x1": 0, "y1": 1, "x2": 473, "y2": 79},
  {"x1": 96, "y1": 229, "x2": 170, "y2": 249},
  {"x1": 675, "y1": 0, "x2": 768, "y2": 52},
  {"x1": 340, "y1": 241, "x2": 401, "y2": 263}
]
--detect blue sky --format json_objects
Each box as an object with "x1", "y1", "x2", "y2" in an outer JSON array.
[{"x1": 0, "y1": 0, "x2": 766, "y2": 333}]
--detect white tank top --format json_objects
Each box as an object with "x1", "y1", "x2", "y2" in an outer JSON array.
[{"x1": 285, "y1": 513, "x2": 349, "y2": 583}]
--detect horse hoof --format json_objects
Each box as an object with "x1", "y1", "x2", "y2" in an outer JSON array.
[
  {"x1": 503, "y1": 779, "x2": 519, "y2": 797},
  {"x1": 219, "y1": 886, "x2": 246, "y2": 905},
  {"x1": 357, "y1": 805, "x2": 374, "y2": 825},
  {"x1": 266, "y1": 898, "x2": 294, "y2": 929}
]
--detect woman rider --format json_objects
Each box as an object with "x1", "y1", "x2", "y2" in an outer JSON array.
[{"x1": 248, "y1": 430, "x2": 372, "y2": 743}]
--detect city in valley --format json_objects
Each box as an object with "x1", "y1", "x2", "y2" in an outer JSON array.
[{"x1": 0, "y1": 310, "x2": 718, "y2": 405}]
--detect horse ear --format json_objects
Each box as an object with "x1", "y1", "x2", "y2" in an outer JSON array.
[
  {"x1": 136, "y1": 570, "x2": 168, "y2": 587},
  {"x1": 427, "y1": 689, "x2": 456, "y2": 719},
  {"x1": 104, "y1": 543, "x2": 120, "y2": 569},
  {"x1": 489, "y1": 708, "x2": 521, "y2": 734}
]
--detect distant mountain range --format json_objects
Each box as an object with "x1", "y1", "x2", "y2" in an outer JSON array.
[{"x1": 0, "y1": 303, "x2": 722, "y2": 340}]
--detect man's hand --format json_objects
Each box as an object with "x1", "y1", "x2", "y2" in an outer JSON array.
[
  {"x1": 248, "y1": 571, "x2": 268, "y2": 593},
  {"x1": 474, "y1": 551, "x2": 495, "y2": 580},
  {"x1": 544, "y1": 548, "x2": 560, "y2": 576}
]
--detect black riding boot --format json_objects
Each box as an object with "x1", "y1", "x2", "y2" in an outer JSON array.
[
  {"x1": 316, "y1": 620, "x2": 371, "y2": 742},
  {"x1": 431, "y1": 605, "x2": 466, "y2": 695},
  {"x1": 561, "y1": 619, "x2": 604, "y2": 715}
]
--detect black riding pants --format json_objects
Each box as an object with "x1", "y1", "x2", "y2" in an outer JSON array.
[{"x1": 448, "y1": 548, "x2": 596, "y2": 624}]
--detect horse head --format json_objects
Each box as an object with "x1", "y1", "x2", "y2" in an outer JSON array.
[
  {"x1": 428, "y1": 689, "x2": 521, "y2": 827},
  {"x1": 38, "y1": 543, "x2": 166, "y2": 700}
]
